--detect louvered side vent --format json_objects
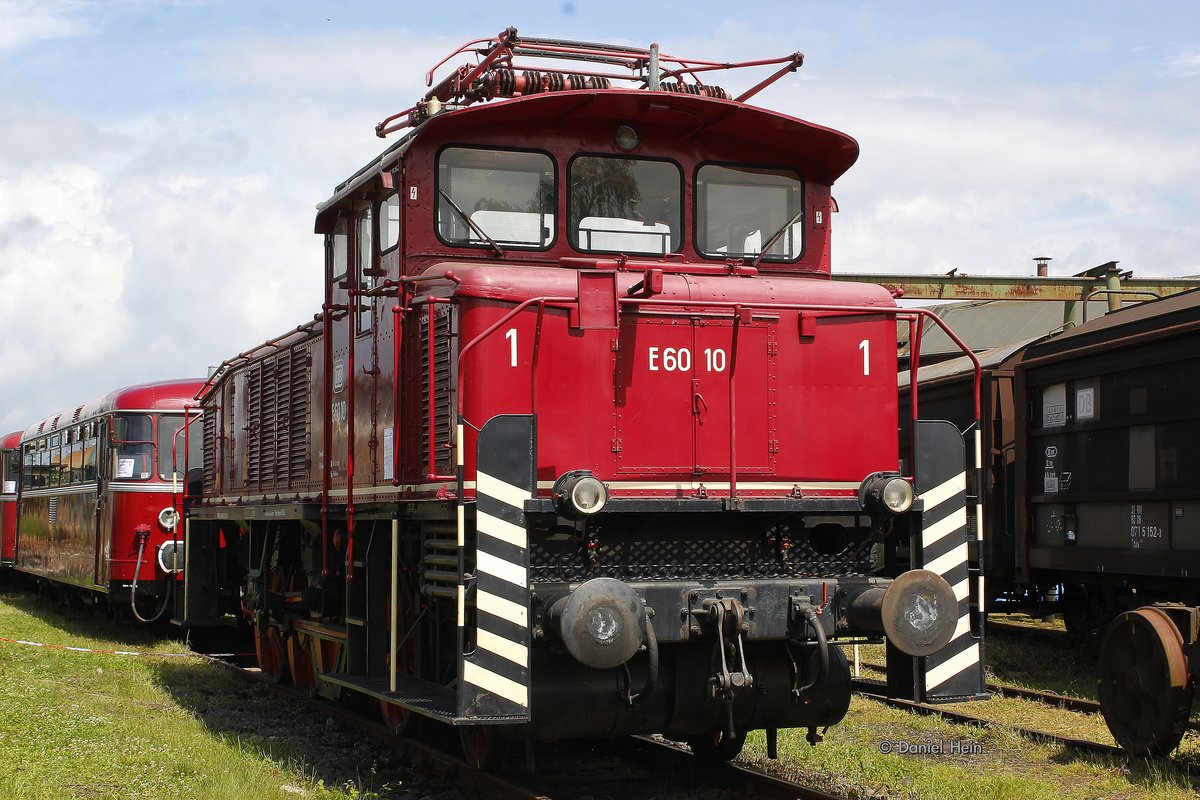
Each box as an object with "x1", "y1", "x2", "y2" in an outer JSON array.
[
  {"x1": 420, "y1": 304, "x2": 457, "y2": 477},
  {"x1": 259, "y1": 356, "x2": 278, "y2": 488},
  {"x1": 202, "y1": 407, "x2": 216, "y2": 495},
  {"x1": 287, "y1": 348, "x2": 310, "y2": 485},
  {"x1": 245, "y1": 362, "x2": 262, "y2": 487}
]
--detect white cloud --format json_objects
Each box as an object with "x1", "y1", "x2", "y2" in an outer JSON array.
[{"x1": 0, "y1": 0, "x2": 90, "y2": 52}]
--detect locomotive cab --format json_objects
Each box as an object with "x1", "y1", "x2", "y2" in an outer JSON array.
[{"x1": 187, "y1": 29, "x2": 986, "y2": 767}]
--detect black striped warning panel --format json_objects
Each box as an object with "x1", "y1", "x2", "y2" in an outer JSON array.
[
  {"x1": 915, "y1": 420, "x2": 984, "y2": 701},
  {"x1": 460, "y1": 414, "x2": 535, "y2": 719}
]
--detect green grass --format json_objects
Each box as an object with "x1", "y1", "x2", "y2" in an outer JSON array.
[
  {"x1": 0, "y1": 589, "x2": 404, "y2": 800},
  {"x1": 775, "y1": 620, "x2": 1200, "y2": 799}
]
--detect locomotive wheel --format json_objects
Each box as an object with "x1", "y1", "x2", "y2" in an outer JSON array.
[
  {"x1": 286, "y1": 632, "x2": 318, "y2": 695},
  {"x1": 686, "y1": 728, "x2": 747, "y2": 762},
  {"x1": 1097, "y1": 607, "x2": 1194, "y2": 756},
  {"x1": 255, "y1": 624, "x2": 290, "y2": 684},
  {"x1": 459, "y1": 725, "x2": 509, "y2": 771}
]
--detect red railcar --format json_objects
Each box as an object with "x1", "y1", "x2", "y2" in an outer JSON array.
[
  {"x1": 185, "y1": 30, "x2": 986, "y2": 767},
  {"x1": 1, "y1": 431, "x2": 21, "y2": 567},
  {"x1": 16, "y1": 380, "x2": 203, "y2": 620}
]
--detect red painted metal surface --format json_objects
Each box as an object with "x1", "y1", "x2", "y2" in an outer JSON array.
[{"x1": 1, "y1": 431, "x2": 21, "y2": 564}]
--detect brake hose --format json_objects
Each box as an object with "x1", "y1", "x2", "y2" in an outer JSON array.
[
  {"x1": 130, "y1": 534, "x2": 173, "y2": 624},
  {"x1": 797, "y1": 605, "x2": 829, "y2": 695}
]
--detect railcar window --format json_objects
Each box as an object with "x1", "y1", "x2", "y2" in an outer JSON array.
[
  {"x1": 569, "y1": 156, "x2": 681, "y2": 255},
  {"x1": 83, "y1": 430, "x2": 98, "y2": 482},
  {"x1": 437, "y1": 148, "x2": 554, "y2": 248},
  {"x1": 331, "y1": 217, "x2": 349, "y2": 280},
  {"x1": 380, "y1": 193, "x2": 401, "y2": 252},
  {"x1": 35, "y1": 440, "x2": 49, "y2": 489},
  {"x1": 114, "y1": 414, "x2": 153, "y2": 481},
  {"x1": 696, "y1": 165, "x2": 803, "y2": 262},
  {"x1": 357, "y1": 206, "x2": 374, "y2": 334},
  {"x1": 157, "y1": 416, "x2": 202, "y2": 481},
  {"x1": 69, "y1": 429, "x2": 82, "y2": 484},
  {"x1": 3, "y1": 449, "x2": 17, "y2": 493},
  {"x1": 49, "y1": 434, "x2": 63, "y2": 488}
]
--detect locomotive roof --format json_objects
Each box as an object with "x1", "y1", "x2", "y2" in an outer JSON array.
[
  {"x1": 1024, "y1": 286, "x2": 1200, "y2": 361},
  {"x1": 21, "y1": 378, "x2": 206, "y2": 443},
  {"x1": 317, "y1": 30, "x2": 859, "y2": 230}
]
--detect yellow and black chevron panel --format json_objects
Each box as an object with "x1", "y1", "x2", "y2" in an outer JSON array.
[
  {"x1": 459, "y1": 414, "x2": 535, "y2": 720},
  {"x1": 915, "y1": 419, "x2": 986, "y2": 702}
]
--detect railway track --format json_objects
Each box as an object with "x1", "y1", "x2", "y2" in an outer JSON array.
[
  {"x1": 197, "y1": 652, "x2": 848, "y2": 800},
  {"x1": 856, "y1": 661, "x2": 1200, "y2": 733},
  {"x1": 850, "y1": 677, "x2": 1129, "y2": 758}
]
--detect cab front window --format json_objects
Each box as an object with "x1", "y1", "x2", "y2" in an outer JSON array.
[
  {"x1": 696, "y1": 164, "x2": 803, "y2": 262},
  {"x1": 569, "y1": 156, "x2": 681, "y2": 255},
  {"x1": 113, "y1": 414, "x2": 153, "y2": 481},
  {"x1": 437, "y1": 147, "x2": 555, "y2": 249}
]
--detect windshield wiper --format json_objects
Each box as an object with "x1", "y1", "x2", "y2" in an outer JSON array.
[
  {"x1": 439, "y1": 190, "x2": 505, "y2": 257},
  {"x1": 751, "y1": 209, "x2": 803, "y2": 267}
]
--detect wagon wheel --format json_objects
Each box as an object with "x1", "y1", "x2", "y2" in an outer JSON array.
[
  {"x1": 1098, "y1": 607, "x2": 1194, "y2": 756},
  {"x1": 686, "y1": 728, "x2": 747, "y2": 762},
  {"x1": 459, "y1": 725, "x2": 510, "y2": 772},
  {"x1": 255, "y1": 623, "x2": 290, "y2": 684}
]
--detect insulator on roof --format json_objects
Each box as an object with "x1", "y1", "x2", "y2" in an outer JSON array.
[
  {"x1": 659, "y1": 82, "x2": 729, "y2": 99},
  {"x1": 479, "y1": 68, "x2": 611, "y2": 99}
]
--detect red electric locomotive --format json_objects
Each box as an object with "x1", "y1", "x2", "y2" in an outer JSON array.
[
  {"x1": 1, "y1": 431, "x2": 20, "y2": 568},
  {"x1": 184, "y1": 30, "x2": 986, "y2": 767},
  {"x1": 15, "y1": 380, "x2": 204, "y2": 621}
]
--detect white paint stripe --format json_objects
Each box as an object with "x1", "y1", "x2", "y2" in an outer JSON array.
[
  {"x1": 476, "y1": 550, "x2": 527, "y2": 589},
  {"x1": 918, "y1": 472, "x2": 966, "y2": 514},
  {"x1": 476, "y1": 628, "x2": 528, "y2": 668},
  {"x1": 951, "y1": 578, "x2": 970, "y2": 602},
  {"x1": 476, "y1": 470, "x2": 529, "y2": 508},
  {"x1": 926, "y1": 641, "x2": 980, "y2": 690},
  {"x1": 457, "y1": 503, "x2": 465, "y2": 548},
  {"x1": 974, "y1": 429, "x2": 982, "y2": 471},
  {"x1": 539, "y1": 480, "x2": 860, "y2": 491},
  {"x1": 922, "y1": 507, "x2": 967, "y2": 549},
  {"x1": 477, "y1": 590, "x2": 528, "y2": 627},
  {"x1": 477, "y1": 510, "x2": 527, "y2": 549},
  {"x1": 949, "y1": 614, "x2": 972, "y2": 641},
  {"x1": 457, "y1": 585, "x2": 465, "y2": 627},
  {"x1": 463, "y1": 661, "x2": 528, "y2": 707},
  {"x1": 924, "y1": 542, "x2": 969, "y2": 578}
]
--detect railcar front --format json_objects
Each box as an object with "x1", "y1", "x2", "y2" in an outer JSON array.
[
  {"x1": 16, "y1": 380, "x2": 204, "y2": 621},
  {"x1": 185, "y1": 30, "x2": 987, "y2": 768},
  {"x1": 1, "y1": 431, "x2": 21, "y2": 569}
]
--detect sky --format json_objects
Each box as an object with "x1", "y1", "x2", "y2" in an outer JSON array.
[{"x1": 1, "y1": 0, "x2": 1198, "y2": 432}]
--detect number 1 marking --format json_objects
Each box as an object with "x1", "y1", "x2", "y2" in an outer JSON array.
[
  {"x1": 859, "y1": 339, "x2": 870, "y2": 376},
  {"x1": 505, "y1": 328, "x2": 517, "y2": 367}
]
